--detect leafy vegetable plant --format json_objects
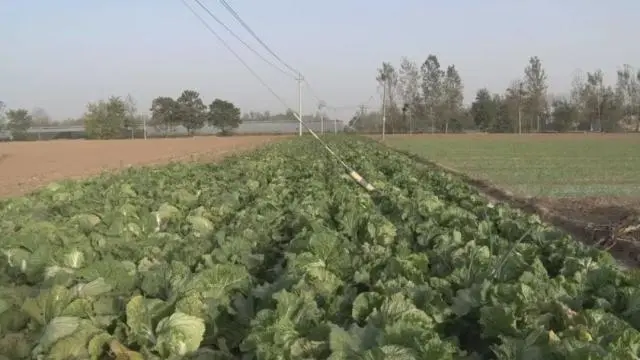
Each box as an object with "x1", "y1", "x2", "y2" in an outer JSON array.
[{"x1": 1, "y1": 135, "x2": 640, "y2": 359}]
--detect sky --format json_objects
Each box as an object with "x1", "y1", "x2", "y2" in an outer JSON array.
[{"x1": 2, "y1": 0, "x2": 639, "y2": 121}]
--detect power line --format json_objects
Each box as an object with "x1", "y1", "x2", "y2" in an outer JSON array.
[
  {"x1": 305, "y1": 82, "x2": 375, "y2": 113},
  {"x1": 217, "y1": 0, "x2": 370, "y2": 118},
  {"x1": 325, "y1": 95, "x2": 376, "y2": 111},
  {"x1": 179, "y1": 0, "x2": 375, "y2": 191},
  {"x1": 218, "y1": 0, "x2": 300, "y2": 75},
  {"x1": 181, "y1": 0, "x2": 291, "y2": 112},
  {"x1": 191, "y1": 0, "x2": 296, "y2": 79}
]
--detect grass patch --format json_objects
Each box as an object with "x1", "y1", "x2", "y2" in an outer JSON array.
[{"x1": 385, "y1": 134, "x2": 640, "y2": 198}]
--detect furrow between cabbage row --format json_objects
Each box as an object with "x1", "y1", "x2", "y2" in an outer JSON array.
[{"x1": 1, "y1": 136, "x2": 640, "y2": 359}]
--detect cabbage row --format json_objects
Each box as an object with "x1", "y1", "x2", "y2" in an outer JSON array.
[{"x1": 1, "y1": 136, "x2": 640, "y2": 359}]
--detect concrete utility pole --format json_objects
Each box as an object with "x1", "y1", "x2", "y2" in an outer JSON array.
[
  {"x1": 382, "y1": 85, "x2": 387, "y2": 141},
  {"x1": 347, "y1": 104, "x2": 367, "y2": 131},
  {"x1": 318, "y1": 100, "x2": 326, "y2": 135},
  {"x1": 297, "y1": 73, "x2": 303, "y2": 136},
  {"x1": 430, "y1": 107, "x2": 435, "y2": 134}
]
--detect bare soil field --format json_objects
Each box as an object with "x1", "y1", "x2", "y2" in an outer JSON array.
[{"x1": 0, "y1": 135, "x2": 287, "y2": 198}]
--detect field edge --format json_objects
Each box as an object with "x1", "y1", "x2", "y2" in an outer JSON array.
[
  {"x1": 0, "y1": 135, "x2": 289, "y2": 199},
  {"x1": 379, "y1": 141, "x2": 640, "y2": 268}
]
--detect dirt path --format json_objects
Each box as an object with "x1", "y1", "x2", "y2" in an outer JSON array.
[
  {"x1": 0, "y1": 136, "x2": 286, "y2": 198},
  {"x1": 534, "y1": 197, "x2": 640, "y2": 225}
]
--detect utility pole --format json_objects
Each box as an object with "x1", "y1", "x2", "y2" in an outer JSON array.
[
  {"x1": 409, "y1": 108, "x2": 413, "y2": 135},
  {"x1": 518, "y1": 106, "x2": 522, "y2": 134},
  {"x1": 143, "y1": 116, "x2": 148, "y2": 140},
  {"x1": 517, "y1": 80, "x2": 523, "y2": 134},
  {"x1": 297, "y1": 73, "x2": 303, "y2": 136},
  {"x1": 348, "y1": 104, "x2": 367, "y2": 131},
  {"x1": 334, "y1": 116, "x2": 337, "y2": 134},
  {"x1": 430, "y1": 107, "x2": 435, "y2": 134},
  {"x1": 409, "y1": 109, "x2": 413, "y2": 135},
  {"x1": 382, "y1": 85, "x2": 387, "y2": 141},
  {"x1": 318, "y1": 100, "x2": 326, "y2": 135}
]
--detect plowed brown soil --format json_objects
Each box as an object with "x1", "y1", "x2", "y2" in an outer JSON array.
[
  {"x1": 0, "y1": 136, "x2": 286, "y2": 198},
  {"x1": 534, "y1": 196, "x2": 640, "y2": 225}
]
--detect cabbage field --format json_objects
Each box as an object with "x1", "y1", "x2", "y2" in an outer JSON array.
[{"x1": 1, "y1": 136, "x2": 640, "y2": 359}]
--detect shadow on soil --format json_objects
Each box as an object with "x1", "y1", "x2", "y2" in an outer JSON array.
[{"x1": 389, "y1": 146, "x2": 640, "y2": 269}]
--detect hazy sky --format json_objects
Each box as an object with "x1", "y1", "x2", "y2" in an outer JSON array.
[{"x1": 2, "y1": 0, "x2": 639, "y2": 121}]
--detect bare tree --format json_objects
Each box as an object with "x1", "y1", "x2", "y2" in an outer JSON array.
[
  {"x1": 442, "y1": 65, "x2": 464, "y2": 133},
  {"x1": 523, "y1": 56, "x2": 548, "y2": 132},
  {"x1": 584, "y1": 70, "x2": 606, "y2": 131},
  {"x1": 616, "y1": 64, "x2": 640, "y2": 131},
  {"x1": 376, "y1": 62, "x2": 398, "y2": 134},
  {"x1": 505, "y1": 79, "x2": 527, "y2": 133},
  {"x1": 420, "y1": 55, "x2": 444, "y2": 133},
  {"x1": 398, "y1": 57, "x2": 420, "y2": 133}
]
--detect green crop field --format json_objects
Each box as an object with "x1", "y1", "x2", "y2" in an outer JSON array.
[
  {"x1": 385, "y1": 133, "x2": 640, "y2": 198},
  {"x1": 2, "y1": 135, "x2": 640, "y2": 359}
]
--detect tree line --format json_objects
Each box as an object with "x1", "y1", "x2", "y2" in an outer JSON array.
[
  {"x1": 148, "y1": 90, "x2": 242, "y2": 136},
  {"x1": 349, "y1": 55, "x2": 640, "y2": 133},
  {"x1": 0, "y1": 89, "x2": 342, "y2": 141},
  {"x1": 0, "y1": 90, "x2": 245, "y2": 140}
]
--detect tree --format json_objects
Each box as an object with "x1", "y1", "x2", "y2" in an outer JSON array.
[
  {"x1": 442, "y1": 65, "x2": 464, "y2": 133},
  {"x1": 398, "y1": 57, "x2": 421, "y2": 133},
  {"x1": 420, "y1": 55, "x2": 444, "y2": 133},
  {"x1": 523, "y1": 56, "x2": 548, "y2": 132},
  {"x1": 6, "y1": 109, "x2": 33, "y2": 140},
  {"x1": 550, "y1": 96, "x2": 579, "y2": 132},
  {"x1": 29, "y1": 107, "x2": 52, "y2": 140},
  {"x1": 31, "y1": 107, "x2": 51, "y2": 127},
  {"x1": 600, "y1": 86, "x2": 622, "y2": 132},
  {"x1": 493, "y1": 95, "x2": 512, "y2": 133},
  {"x1": 0, "y1": 101, "x2": 6, "y2": 132},
  {"x1": 471, "y1": 88, "x2": 499, "y2": 131},
  {"x1": 583, "y1": 70, "x2": 608, "y2": 131},
  {"x1": 176, "y1": 90, "x2": 206, "y2": 135},
  {"x1": 208, "y1": 99, "x2": 241, "y2": 135},
  {"x1": 503, "y1": 79, "x2": 527, "y2": 133},
  {"x1": 577, "y1": 70, "x2": 620, "y2": 132},
  {"x1": 376, "y1": 62, "x2": 399, "y2": 133},
  {"x1": 123, "y1": 94, "x2": 139, "y2": 138},
  {"x1": 348, "y1": 110, "x2": 382, "y2": 132},
  {"x1": 568, "y1": 71, "x2": 590, "y2": 130},
  {"x1": 150, "y1": 96, "x2": 179, "y2": 136},
  {"x1": 615, "y1": 64, "x2": 640, "y2": 131},
  {"x1": 83, "y1": 96, "x2": 128, "y2": 139}
]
